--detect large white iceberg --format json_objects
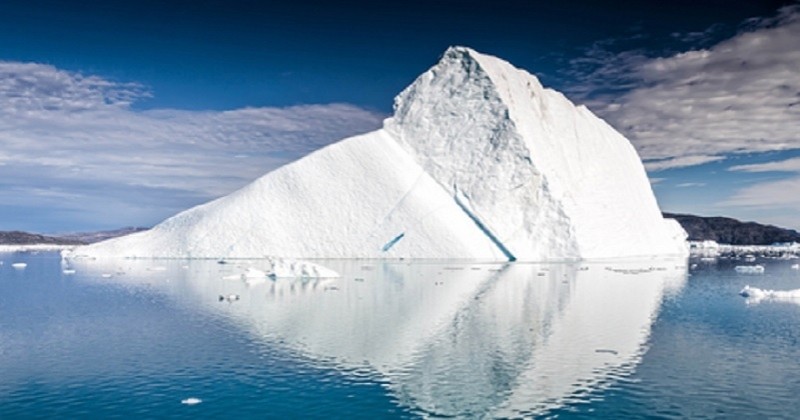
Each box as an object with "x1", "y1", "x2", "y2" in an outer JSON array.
[{"x1": 74, "y1": 47, "x2": 687, "y2": 261}]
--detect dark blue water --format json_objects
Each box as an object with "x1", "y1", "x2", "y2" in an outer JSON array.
[{"x1": 1, "y1": 252, "x2": 799, "y2": 418}]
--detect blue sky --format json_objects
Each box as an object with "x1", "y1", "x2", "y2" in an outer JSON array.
[{"x1": 0, "y1": 0, "x2": 798, "y2": 232}]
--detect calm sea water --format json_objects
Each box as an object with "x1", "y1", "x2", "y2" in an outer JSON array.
[{"x1": 2, "y1": 252, "x2": 800, "y2": 418}]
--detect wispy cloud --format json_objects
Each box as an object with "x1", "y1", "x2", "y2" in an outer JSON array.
[
  {"x1": 723, "y1": 156, "x2": 800, "y2": 222},
  {"x1": 721, "y1": 177, "x2": 800, "y2": 209},
  {"x1": 0, "y1": 61, "x2": 384, "y2": 230},
  {"x1": 568, "y1": 5, "x2": 800, "y2": 171},
  {"x1": 729, "y1": 157, "x2": 800, "y2": 173},
  {"x1": 643, "y1": 155, "x2": 726, "y2": 172}
]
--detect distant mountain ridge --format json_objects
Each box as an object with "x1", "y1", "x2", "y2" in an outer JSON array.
[
  {"x1": 663, "y1": 213, "x2": 800, "y2": 245},
  {"x1": 0, "y1": 231, "x2": 84, "y2": 245},
  {"x1": 55, "y1": 227, "x2": 149, "y2": 244},
  {"x1": 2, "y1": 215, "x2": 798, "y2": 247},
  {"x1": 0, "y1": 227, "x2": 148, "y2": 245}
]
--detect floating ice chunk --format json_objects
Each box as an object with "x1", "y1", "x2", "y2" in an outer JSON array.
[
  {"x1": 223, "y1": 260, "x2": 338, "y2": 281},
  {"x1": 242, "y1": 267, "x2": 269, "y2": 285},
  {"x1": 740, "y1": 285, "x2": 800, "y2": 304},
  {"x1": 735, "y1": 265, "x2": 765, "y2": 274},
  {"x1": 12, "y1": 262, "x2": 26, "y2": 269},
  {"x1": 243, "y1": 267, "x2": 267, "y2": 278},
  {"x1": 62, "y1": 269, "x2": 76, "y2": 275},
  {"x1": 181, "y1": 397, "x2": 202, "y2": 405},
  {"x1": 101, "y1": 273, "x2": 112, "y2": 278},
  {"x1": 792, "y1": 264, "x2": 800, "y2": 270},
  {"x1": 267, "y1": 258, "x2": 340, "y2": 279}
]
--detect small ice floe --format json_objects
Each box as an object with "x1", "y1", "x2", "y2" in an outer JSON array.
[
  {"x1": 62, "y1": 269, "x2": 76, "y2": 275},
  {"x1": 11, "y1": 262, "x2": 27, "y2": 269},
  {"x1": 739, "y1": 285, "x2": 800, "y2": 304},
  {"x1": 148, "y1": 266, "x2": 167, "y2": 272},
  {"x1": 744, "y1": 255, "x2": 757, "y2": 262},
  {"x1": 224, "y1": 260, "x2": 338, "y2": 282},
  {"x1": 218, "y1": 294, "x2": 240, "y2": 303},
  {"x1": 267, "y1": 258, "x2": 340, "y2": 279},
  {"x1": 735, "y1": 265, "x2": 765, "y2": 274},
  {"x1": 242, "y1": 267, "x2": 269, "y2": 285},
  {"x1": 101, "y1": 273, "x2": 113, "y2": 278},
  {"x1": 792, "y1": 264, "x2": 800, "y2": 270},
  {"x1": 181, "y1": 397, "x2": 202, "y2": 405},
  {"x1": 223, "y1": 267, "x2": 270, "y2": 285}
]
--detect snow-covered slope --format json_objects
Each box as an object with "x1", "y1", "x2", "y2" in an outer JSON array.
[{"x1": 74, "y1": 46, "x2": 686, "y2": 261}]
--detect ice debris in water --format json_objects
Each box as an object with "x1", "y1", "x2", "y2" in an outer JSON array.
[
  {"x1": 735, "y1": 265, "x2": 765, "y2": 274},
  {"x1": 218, "y1": 294, "x2": 240, "y2": 303},
  {"x1": 12, "y1": 262, "x2": 26, "y2": 269},
  {"x1": 740, "y1": 285, "x2": 800, "y2": 302},
  {"x1": 181, "y1": 397, "x2": 202, "y2": 405},
  {"x1": 224, "y1": 259, "x2": 339, "y2": 282}
]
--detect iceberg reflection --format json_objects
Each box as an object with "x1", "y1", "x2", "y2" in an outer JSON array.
[{"x1": 72, "y1": 258, "x2": 686, "y2": 417}]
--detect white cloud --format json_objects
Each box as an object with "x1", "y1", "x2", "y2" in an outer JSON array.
[
  {"x1": 571, "y1": 5, "x2": 800, "y2": 170},
  {"x1": 721, "y1": 177, "x2": 800, "y2": 209},
  {"x1": 729, "y1": 156, "x2": 800, "y2": 173},
  {"x1": 676, "y1": 182, "x2": 706, "y2": 188},
  {"x1": 643, "y1": 154, "x2": 725, "y2": 172},
  {"x1": 722, "y1": 155, "x2": 800, "y2": 228},
  {"x1": 0, "y1": 61, "x2": 384, "y2": 230}
]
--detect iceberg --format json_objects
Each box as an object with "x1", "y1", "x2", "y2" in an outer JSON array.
[{"x1": 73, "y1": 47, "x2": 687, "y2": 261}]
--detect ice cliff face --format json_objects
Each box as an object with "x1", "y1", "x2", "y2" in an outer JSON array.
[{"x1": 75, "y1": 46, "x2": 687, "y2": 261}]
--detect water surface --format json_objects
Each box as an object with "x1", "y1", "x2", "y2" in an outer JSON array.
[{"x1": 1, "y1": 252, "x2": 799, "y2": 418}]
